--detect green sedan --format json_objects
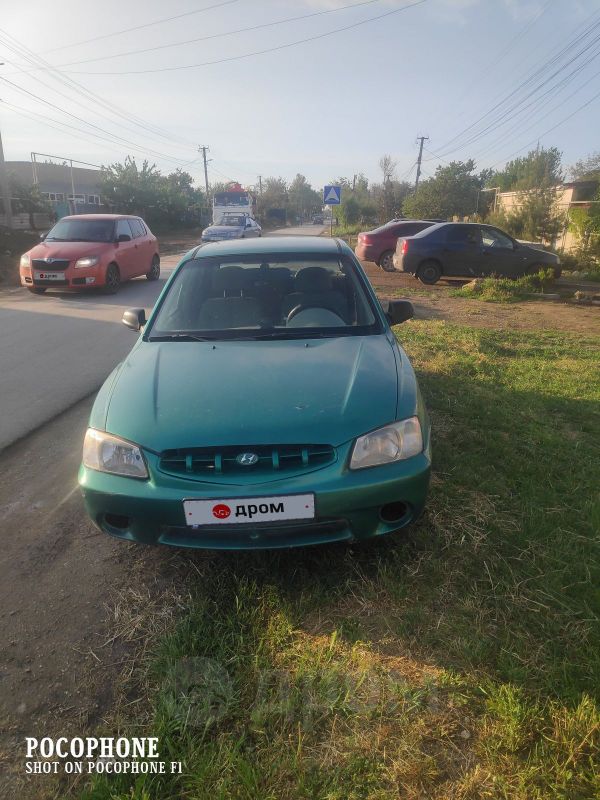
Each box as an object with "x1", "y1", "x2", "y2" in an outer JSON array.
[{"x1": 79, "y1": 236, "x2": 431, "y2": 549}]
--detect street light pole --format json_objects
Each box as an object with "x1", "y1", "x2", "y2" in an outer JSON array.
[{"x1": 0, "y1": 124, "x2": 13, "y2": 229}]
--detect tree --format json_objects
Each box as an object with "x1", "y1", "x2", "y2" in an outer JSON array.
[
  {"x1": 570, "y1": 151, "x2": 600, "y2": 181},
  {"x1": 488, "y1": 147, "x2": 563, "y2": 191},
  {"x1": 8, "y1": 176, "x2": 51, "y2": 229},
  {"x1": 338, "y1": 195, "x2": 360, "y2": 225},
  {"x1": 378, "y1": 155, "x2": 397, "y2": 220},
  {"x1": 287, "y1": 174, "x2": 321, "y2": 223},
  {"x1": 402, "y1": 160, "x2": 483, "y2": 219},
  {"x1": 485, "y1": 147, "x2": 565, "y2": 243},
  {"x1": 101, "y1": 157, "x2": 162, "y2": 215},
  {"x1": 100, "y1": 157, "x2": 206, "y2": 228}
]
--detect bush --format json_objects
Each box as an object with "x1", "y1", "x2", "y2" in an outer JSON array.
[{"x1": 452, "y1": 269, "x2": 556, "y2": 303}]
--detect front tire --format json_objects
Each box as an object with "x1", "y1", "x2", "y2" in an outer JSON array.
[
  {"x1": 27, "y1": 287, "x2": 46, "y2": 294},
  {"x1": 146, "y1": 254, "x2": 160, "y2": 281},
  {"x1": 417, "y1": 260, "x2": 442, "y2": 284},
  {"x1": 379, "y1": 250, "x2": 395, "y2": 272},
  {"x1": 103, "y1": 263, "x2": 120, "y2": 294}
]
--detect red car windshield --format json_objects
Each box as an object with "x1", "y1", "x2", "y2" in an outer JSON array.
[{"x1": 46, "y1": 219, "x2": 115, "y2": 242}]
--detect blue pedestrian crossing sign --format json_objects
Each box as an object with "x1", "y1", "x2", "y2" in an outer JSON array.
[{"x1": 323, "y1": 185, "x2": 341, "y2": 205}]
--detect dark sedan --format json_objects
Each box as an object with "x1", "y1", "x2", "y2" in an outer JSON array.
[
  {"x1": 355, "y1": 219, "x2": 435, "y2": 272},
  {"x1": 393, "y1": 222, "x2": 561, "y2": 284}
]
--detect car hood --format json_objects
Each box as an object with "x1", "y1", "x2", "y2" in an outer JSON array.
[
  {"x1": 204, "y1": 226, "x2": 243, "y2": 235},
  {"x1": 517, "y1": 241, "x2": 558, "y2": 260},
  {"x1": 27, "y1": 241, "x2": 109, "y2": 259},
  {"x1": 104, "y1": 335, "x2": 399, "y2": 451}
]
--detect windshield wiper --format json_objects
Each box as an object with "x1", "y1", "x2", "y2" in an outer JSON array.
[{"x1": 148, "y1": 333, "x2": 216, "y2": 342}]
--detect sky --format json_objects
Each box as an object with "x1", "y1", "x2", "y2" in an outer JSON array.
[{"x1": 1, "y1": 0, "x2": 599, "y2": 193}]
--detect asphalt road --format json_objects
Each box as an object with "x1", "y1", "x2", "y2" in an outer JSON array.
[{"x1": 0, "y1": 226, "x2": 327, "y2": 452}]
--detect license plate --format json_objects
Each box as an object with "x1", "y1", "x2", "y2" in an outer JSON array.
[
  {"x1": 34, "y1": 270, "x2": 62, "y2": 281},
  {"x1": 183, "y1": 494, "x2": 315, "y2": 526}
]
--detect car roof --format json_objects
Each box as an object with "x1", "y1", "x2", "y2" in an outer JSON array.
[
  {"x1": 57, "y1": 214, "x2": 139, "y2": 221},
  {"x1": 191, "y1": 236, "x2": 346, "y2": 259}
]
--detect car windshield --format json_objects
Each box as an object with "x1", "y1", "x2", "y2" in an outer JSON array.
[
  {"x1": 219, "y1": 216, "x2": 246, "y2": 227},
  {"x1": 45, "y1": 219, "x2": 115, "y2": 242},
  {"x1": 148, "y1": 254, "x2": 381, "y2": 340}
]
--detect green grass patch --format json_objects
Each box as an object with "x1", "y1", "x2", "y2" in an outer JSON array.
[
  {"x1": 81, "y1": 322, "x2": 600, "y2": 800},
  {"x1": 451, "y1": 269, "x2": 557, "y2": 302}
]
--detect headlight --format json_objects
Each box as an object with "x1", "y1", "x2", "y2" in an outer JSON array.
[
  {"x1": 82, "y1": 428, "x2": 148, "y2": 478},
  {"x1": 20, "y1": 253, "x2": 30, "y2": 267},
  {"x1": 75, "y1": 256, "x2": 100, "y2": 268},
  {"x1": 350, "y1": 417, "x2": 423, "y2": 469}
]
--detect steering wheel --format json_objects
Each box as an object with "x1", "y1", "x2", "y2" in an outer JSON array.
[{"x1": 285, "y1": 303, "x2": 345, "y2": 327}]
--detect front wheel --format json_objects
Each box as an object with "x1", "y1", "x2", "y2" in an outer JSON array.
[
  {"x1": 27, "y1": 287, "x2": 46, "y2": 294},
  {"x1": 417, "y1": 260, "x2": 442, "y2": 285},
  {"x1": 146, "y1": 254, "x2": 160, "y2": 281},
  {"x1": 103, "y1": 263, "x2": 121, "y2": 294},
  {"x1": 379, "y1": 250, "x2": 395, "y2": 272}
]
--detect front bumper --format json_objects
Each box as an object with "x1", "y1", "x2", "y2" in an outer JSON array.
[
  {"x1": 79, "y1": 448, "x2": 431, "y2": 550},
  {"x1": 20, "y1": 264, "x2": 105, "y2": 289}
]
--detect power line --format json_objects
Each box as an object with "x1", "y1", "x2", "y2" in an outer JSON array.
[
  {"x1": 0, "y1": 75, "x2": 195, "y2": 165},
  {"x1": 0, "y1": 28, "x2": 198, "y2": 150},
  {"x1": 17, "y1": 0, "x2": 388, "y2": 71},
  {"x1": 446, "y1": 0, "x2": 555, "y2": 116},
  {"x1": 438, "y1": 25, "x2": 600, "y2": 157},
  {"x1": 488, "y1": 84, "x2": 600, "y2": 170},
  {"x1": 43, "y1": 0, "x2": 242, "y2": 55},
  {"x1": 434, "y1": 7, "x2": 600, "y2": 156},
  {"x1": 470, "y1": 61, "x2": 600, "y2": 165},
  {"x1": 64, "y1": 0, "x2": 428, "y2": 75}
]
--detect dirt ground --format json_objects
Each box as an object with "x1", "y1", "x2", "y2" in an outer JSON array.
[
  {"x1": 361, "y1": 261, "x2": 600, "y2": 333},
  {"x1": 0, "y1": 402, "x2": 187, "y2": 798}
]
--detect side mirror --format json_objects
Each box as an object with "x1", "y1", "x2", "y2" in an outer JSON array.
[
  {"x1": 122, "y1": 308, "x2": 146, "y2": 331},
  {"x1": 117, "y1": 233, "x2": 132, "y2": 243},
  {"x1": 384, "y1": 299, "x2": 414, "y2": 326}
]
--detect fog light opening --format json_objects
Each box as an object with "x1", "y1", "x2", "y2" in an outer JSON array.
[
  {"x1": 104, "y1": 513, "x2": 130, "y2": 530},
  {"x1": 379, "y1": 502, "x2": 408, "y2": 524}
]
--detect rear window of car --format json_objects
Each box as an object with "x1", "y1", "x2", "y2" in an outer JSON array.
[{"x1": 392, "y1": 222, "x2": 431, "y2": 236}]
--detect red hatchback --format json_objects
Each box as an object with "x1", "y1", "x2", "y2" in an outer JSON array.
[
  {"x1": 19, "y1": 214, "x2": 160, "y2": 294},
  {"x1": 355, "y1": 219, "x2": 435, "y2": 272}
]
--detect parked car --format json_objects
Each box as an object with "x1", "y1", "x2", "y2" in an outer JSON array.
[
  {"x1": 393, "y1": 222, "x2": 562, "y2": 284},
  {"x1": 312, "y1": 214, "x2": 324, "y2": 224},
  {"x1": 201, "y1": 214, "x2": 261, "y2": 242},
  {"x1": 355, "y1": 219, "x2": 436, "y2": 272},
  {"x1": 19, "y1": 214, "x2": 159, "y2": 295},
  {"x1": 79, "y1": 236, "x2": 431, "y2": 551}
]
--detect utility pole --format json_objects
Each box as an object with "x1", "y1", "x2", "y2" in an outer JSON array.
[
  {"x1": 199, "y1": 145, "x2": 210, "y2": 196},
  {"x1": 258, "y1": 175, "x2": 262, "y2": 194},
  {"x1": 199, "y1": 145, "x2": 210, "y2": 224},
  {"x1": 352, "y1": 174, "x2": 356, "y2": 191},
  {"x1": 415, "y1": 135, "x2": 429, "y2": 191},
  {"x1": 0, "y1": 125, "x2": 13, "y2": 229}
]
